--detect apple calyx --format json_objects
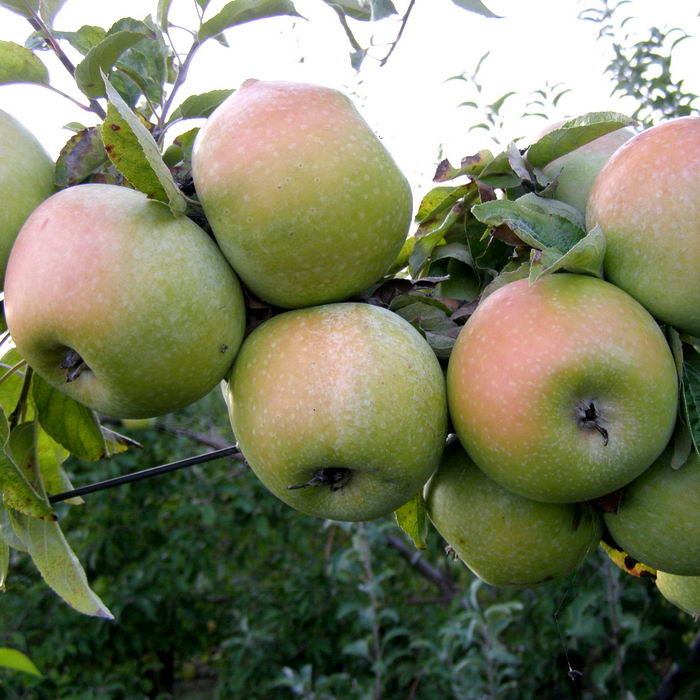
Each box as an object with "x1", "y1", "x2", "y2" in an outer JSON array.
[
  {"x1": 60, "y1": 348, "x2": 90, "y2": 383},
  {"x1": 576, "y1": 400, "x2": 609, "y2": 445},
  {"x1": 287, "y1": 467, "x2": 351, "y2": 492}
]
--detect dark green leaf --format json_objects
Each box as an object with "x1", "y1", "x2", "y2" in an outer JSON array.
[
  {"x1": 450, "y1": 0, "x2": 501, "y2": 19},
  {"x1": 0, "y1": 40, "x2": 49, "y2": 86},
  {"x1": 682, "y1": 346, "x2": 700, "y2": 456},
  {"x1": 55, "y1": 127, "x2": 109, "y2": 187},
  {"x1": 31, "y1": 374, "x2": 107, "y2": 462},
  {"x1": 50, "y1": 26, "x2": 107, "y2": 56},
  {"x1": 168, "y1": 89, "x2": 234, "y2": 122},
  {"x1": 394, "y1": 492, "x2": 428, "y2": 549},
  {"x1": 198, "y1": 0, "x2": 301, "y2": 42},
  {"x1": 526, "y1": 112, "x2": 634, "y2": 168},
  {"x1": 409, "y1": 203, "x2": 465, "y2": 278}
]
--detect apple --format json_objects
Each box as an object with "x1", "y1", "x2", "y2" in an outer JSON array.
[
  {"x1": 0, "y1": 109, "x2": 55, "y2": 285},
  {"x1": 225, "y1": 302, "x2": 448, "y2": 521},
  {"x1": 656, "y1": 571, "x2": 700, "y2": 616},
  {"x1": 192, "y1": 79, "x2": 413, "y2": 309},
  {"x1": 447, "y1": 273, "x2": 678, "y2": 503},
  {"x1": 425, "y1": 440, "x2": 602, "y2": 587},
  {"x1": 4, "y1": 184, "x2": 246, "y2": 419},
  {"x1": 538, "y1": 122, "x2": 634, "y2": 214},
  {"x1": 604, "y1": 448, "x2": 700, "y2": 576},
  {"x1": 587, "y1": 116, "x2": 700, "y2": 335}
]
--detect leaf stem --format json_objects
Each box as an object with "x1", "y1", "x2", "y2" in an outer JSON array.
[{"x1": 379, "y1": 0, "x2": 416, "y2": 67}]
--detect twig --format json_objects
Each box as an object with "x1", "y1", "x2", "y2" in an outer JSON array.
[
  {"x1": 154, "y1": 421, "x2": 231, "y2": 450},
  {"x1": 379, "y1": 0, "x2": 416, "y2": 67}
]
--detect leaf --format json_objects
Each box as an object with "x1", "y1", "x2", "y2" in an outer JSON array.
[
  {"x1": 476, "y1": 150, "x2": 520, "y2": 189},
  {"x1": 168, "y1": 89, "x2": 234, "y2": 122},
  {"x1": 394, "y1": 493, "x2": 429, "y2": 549},
  {"x1": 681, "y1": 346, "x2": 700, "y2": 456},
  {"x1": 0, "y1": 647, "x2": 42, "y2": 677},
  {"x1": 0, "y1": 0, "x2": 38, "y2": 18},
  {"x1": 198, "y1": 0, "x2": 302, "y2": 42},
  {"x1": 9, "y1": 509, "x2": 113, "y2": 618},
  {"x1": 342, "y1": 639, "x2": 369, "y2": 657},
  {"x1": 101, "y1": 73, "x2": 186, "y2": 214},
  {"x1": 527, "y1": 112, "x2": 634, "y2": 168},
  {"x1": 528, "y1": 225, "x2": 606, "y2": 284},
  {"x1": 600, "y1": 541, "x2": 656, "y2": 579},
  {"x1": 433, "y1": 150, "x2": 493, "y2": 183},
  {"x1": 416, "y1": 184, "x2": 472, "y2": 223},
  {"x1": 74, "y1": 29, "x2": 151, "y2": 98},
  {"x1": 38, "y1": 0, "x2": 67, "y2": 26},
  {"x1": 51, "y1": 26, "x2": 106, "y2": 56},
  {"x1": 409, "y1": 203, "x2": 466, "y2": 278},
  {"x1": 0, "y1": 503, "x2": 25, "y2": 551},
  {"x1": 31, "y1": 374, "x2": 107, "y2": 462},
  {"x1": 472, "y1": 193, "x2": 585, "y2": 254},
  {"x1": 450, "y1": 0, "x2": 501, "y2": 19},
  {"x1": 0, "y1": 538, "x2": 7, "y2": 589},
  {"x1": 157, "y1": 0, "x2": 174, "y2": 29},
  {"x1": 0, "y1": 40, "x2": 49, "y2": 86},
  {"x1": 480, "y1": 261, "x2": 530, "y2": 300},
  {"x1": 36, "y1": 425, "x2": 82, "y2": 504},
  {"x1": 55, "y1": 127, "x2": 109, "y2": 187}
]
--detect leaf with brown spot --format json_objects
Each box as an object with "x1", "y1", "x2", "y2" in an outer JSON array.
[{"x1": 55, "y1": 127, "x2": 109, "y2": 187}]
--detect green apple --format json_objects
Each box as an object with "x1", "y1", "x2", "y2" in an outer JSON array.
[
  {"x1": 604, "y1": 448, "x2": 700, "y2": 575},
  {"x1": 4, "y1": 184, "x2": 246, "y2": 418},
  {"x1": 425, "y1": 441, "x2": 602, "y2": 586},
  {"x1": 538, "y1": 122, "x2": 634, "y2": 214},
  {"x1": 0, "y1": 109, "x2": 54, "y2": 285},
  {"x1": 656, "y1": 571, "x2": 700, "y2": 616},
  {"x1": 447, "y1": 273, "x2": 678, "y2": 503},
  {"x1": 192, "y1": 79, "x2": 413, "y2": 309},
  {"x1": 225, "y1": 302, "x2": 447, "y2": 521},
  {"x1": 587, "y1": 116, "x2": 700, "y2": 335}
]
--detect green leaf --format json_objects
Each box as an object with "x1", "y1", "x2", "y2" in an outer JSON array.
[
  {"x1": 450, "y1": 0, "x2": 501, "y2": 19},
  {"x1": 682, "y1": 346, "x2": 700, "y2": 456},
  {"x1": 416, "y1": 184, "x2": 472, "y2": 223},
  {"x1": 31, "y1": 374, "x2": 107, "y2": 462},
  {"x1": 476, "y1": 150, "x2": 520, "y2": 189},
  {"x1": 409, "y1": 203, "x2": 466, "y2": 278},
  {"x1": 36, "y1": 425, "x2": 82, "y2": 504},
  {"x1": 0, "y1": 647, "x2": 42, "y2": 677},
  {"x1": 472, "y1": 193, "x2": 585, "y2": 254},
  {"x1": 0, "y1": 538, "x2": 7, "y2": 589},
  {"x1": 157, "y1": 0, "x2": 174, "y2": 29},
  {"x1": 433, "y1": 150, "x2": 494, "y2": 183},
  {"x1": 342, "y1": 639, "x2": 369, "y2": 657},
  {"x1": 8, "y1": 508, "x2": 113, "y2": 618},
  {"x1": 394, "y1": 492, "x2": 428, "y2": 550},
  {"x1": 0, "y1": 503, "x2": 25, "y2": 551},
  {"x1": 51, "y1": 26, "x2": 107, "y2": 56},
  {"x1": 74, "y1": 29, "x2": 150, "y2": 98},
  {"x1": 529, "y1": 225, "x2": 606, "y2": 284},
  {"x1": 101, "y1": 73, "x2": 186, "y2": 214},
  {"x1": 0, "y1": 0, "x2": 38, "y2": 19},
  {"x1": 526, "y1": 112, "x2": 634, "y2": 168},
  {"x1": 168, "y1": 89, "x2": 234, "y2": 122},
  {"x1": 0, "y1": 40, "x2": 49, "y2": 86},
  {"x1": 55, "y1": 127, "x2": 109, "y2": 187},
  {"x1": 480, "y1": 260, "x2": 530, "y2": 300},
  {"x1": 38, "y1": 0, "x2": 67, "y2": 26},
  {"x1": 321, "y1": 0, "x2": 396, "y2": 21},
  {"x1": 198, "y1": 0, "x2": 302, "y2": 42}
]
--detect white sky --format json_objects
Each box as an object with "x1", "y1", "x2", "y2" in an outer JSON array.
[{"x1": 0, "y1": 0, "x2": 698, "y2": 193}]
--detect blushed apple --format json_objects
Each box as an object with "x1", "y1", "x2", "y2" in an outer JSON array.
[
  {"x1": 5, "y1": 184, "x2": 246, "y2": 418},
  {"x1": 425, "y1": 440, "x2": 603, "y2": 587},
  {"x1": 0, "y1": 109, "x2": 54, "y2": 285},
  {"x1": 656, "y1": 571, "x2": 700, "y2": 616},
  {"x1": 604, "y1": 448, "x2": 700, "y2": 576},
  {"x1": 587, "y1": 116, "x2": 700, "y2": 335},
  {"x1": 225, "y1": 302, "x2": 448, "y2": 521},
  {"x1": 192, "y1": 79, "x2": 413, "y2": 309},
  {"x1": 447, "y1": 273, "x2": 678, "y2": 503}
]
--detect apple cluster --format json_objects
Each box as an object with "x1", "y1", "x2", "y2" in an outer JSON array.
[{"x1": 2, "y1": 83, "x2": 700, "y2": 617}]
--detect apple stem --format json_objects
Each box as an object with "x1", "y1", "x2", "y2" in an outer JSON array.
[
  {"x1": 288, "y1": 467, "x2": 351, "y2": 492},
  {"x1": 577, "y1": 401, "x2": 609, "y2": 446},
  {"x1": 60, "y1": 349, "x2": 90, "y2": 383}
]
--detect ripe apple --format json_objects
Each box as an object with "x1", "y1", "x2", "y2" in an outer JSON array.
[
  {"x1": 0, "y1": 109, "x2": 55, "y2": 285},
  {"x1": 4, "y1": 184, "x2": 246, "y2": 418},
  {"x1": 192, "y1": 79, "x2": 413, "y2": 309},
  {"x1": 656, "y1": 571, "x2": 700, "y2": 616},
  {"x1": 538, "y1": 122, "x2": 634, "y2": 214},
  {"x1": 587, "y1": 116, "x2": 700, "y2": 335},
  {"x1": 225, "y1": 302, "x2": 447, "y2": 521},
  {"x1": 447, "y1": 273, "x2": 678, "y2": 503},
  {"x1": 604, "y1": 448, "x2": 700, "y2": 576},
  {"x1": 425, "y1": 440, "x2": 603, "y2": 587}
]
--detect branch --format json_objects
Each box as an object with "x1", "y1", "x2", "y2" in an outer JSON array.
[
  {"x1": 379, "y1": 0, "x2": 416, "y2": 67},
  {"x1": 657, "y1": 630, "x2": 700, "y2": 700},
  {"x1": 154, "y1": 421, "x2": 231, "y2": 450},
  {"x1": 386, "y1": 531, "x2": 459, "y2": 602}
]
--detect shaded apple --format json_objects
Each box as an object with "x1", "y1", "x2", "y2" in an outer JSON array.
[
  {"x1": 5, "y1": 184, "x2": 246, "y2": 418},
  {"x1": 424, "y1": 440, "x2": 603, "y2": 587},
  {"x1": 447, "y1": 273, "x2": 678, "y2": 503},
  {"x1": 225, "y1": 303, "x2": 447, "y2": 521},
  {"x1": 0, "y1": 109, "x2": 55, "y2": 285},
  {"x1": 604, "y1": 448, "x2": 700, "y2": 576},
  {"x1": 587, "y1": 116, "x2": 700, "y2": 335},
  {"x1": 656, "y1": 571, "x2": 700, "y2": 617},
  {"x1": 192, "y1": 79, "x2": 412, "y2": 309}
]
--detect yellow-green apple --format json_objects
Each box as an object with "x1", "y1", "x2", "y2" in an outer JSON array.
[
  {"x1": 447, "y1": 273, "x2": 678, "y2": 503},
  {"x1": 192, "y1": 79, "x2": 412, "y2": 309},
  {"x1": 225, "y1": 302, "x2": 447, "y2": 521},
  {"x1": 656, "y1": 571, "x2": 700, "y2": 616},
  {"x1": 604, "y1": 448, "x2": 700, "y2": 575},
  {"x1": 0, "y1": 109, "x2": 54, "y2": 285},
  {"x1": 538, "y1": 122, "x2": 634, "y2": 214},
  {"x1": 425, "y1": 440, "x2": 602, "y2": 586},
  {"x1": 587, "y1": 116, "x2": 700, "y2": 335},
  {"x1": 4, "y1": 184, "x2": 246, "y2": 418}
]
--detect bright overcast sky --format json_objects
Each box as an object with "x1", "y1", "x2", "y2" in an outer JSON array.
[{"x1": 0, "y1": 0, "x2": 698, "y2": 193}]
